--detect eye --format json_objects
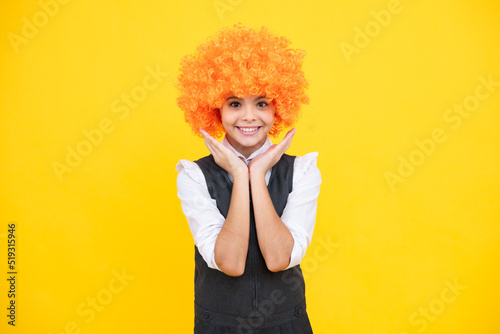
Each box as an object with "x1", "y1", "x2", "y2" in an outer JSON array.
[
  {"x1": 256, "y1": 101, "x2": 269, "y2": 108},
  {"x1": 229, "y1": 101, "x2": 241, "y2": 108}
]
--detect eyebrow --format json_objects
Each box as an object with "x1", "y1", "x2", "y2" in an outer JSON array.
[{"x1": 227, "y1": 95, "x2": 268, "y2": 101}]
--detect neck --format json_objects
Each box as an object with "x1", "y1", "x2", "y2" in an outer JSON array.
[{"x1": 225, "y1": 136, "x2": 267, "y2": 159}]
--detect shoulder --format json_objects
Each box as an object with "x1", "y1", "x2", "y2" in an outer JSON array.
[
  {"x1": 292, "y1": 152, "x2": 321, "y2": 185},
  {"x1": 175, "y1": 159, "x2": 205, "y2": 185}
]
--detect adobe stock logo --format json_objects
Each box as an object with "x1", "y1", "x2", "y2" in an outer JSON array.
[
  {"x1": 340, "y1": 0, "x2": 415, "y2": 63},
  {"x1": 51, "y1": 65, "x2": 169, "y2": 182},
  {"x1": 236, "y1": 235, "x2": 340, "y2": 333},
  {"x1": 385, "y1": 75, "x2": 499, "y2": 192},
  {"x1": 213, "y1": 0, "x2": 245, "y2": 21},
  {"x1": 398, "y1": 277, "x2": 466, "y2": 334},
  {"x1": 7, "y1": 0, "x2": 73, "y2": 54},
  {"x1": 48, "y1": 268, "x2": 134, "y2": 334}
]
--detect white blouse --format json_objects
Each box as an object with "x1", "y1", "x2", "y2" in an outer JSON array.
[{"x1": 176, "y1": 136, "x2": 322, "y2": 271}]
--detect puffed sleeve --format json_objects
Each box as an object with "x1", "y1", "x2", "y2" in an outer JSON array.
[
  {"x1": 176, "y1": 160, "x2": 225, "y2": 270},
  {"x1": 280, "y1": 152, "x2": 322, "y2": 269}
]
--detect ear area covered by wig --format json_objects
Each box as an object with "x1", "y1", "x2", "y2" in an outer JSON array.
[{"x1": 176, "y1": 23, "x2": 309, "y2": 138}]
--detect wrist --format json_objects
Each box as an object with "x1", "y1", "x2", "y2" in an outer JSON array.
[
  {"x1": 248, "y1": 164, "x2": 267, "y2": 178},
  {"x1": 249, "y1": 169, "x2": 266, "y2": 184},
  {"x1": 229, "y1": 162, "x2": 249, "y2": 178},
  {"x1": 232, "y1": 169, "x2": 249, "y2": 181}
]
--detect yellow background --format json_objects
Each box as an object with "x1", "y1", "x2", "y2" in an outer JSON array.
[{"x1": 1, "y1": 0, "x2": 499, "y2": 333}]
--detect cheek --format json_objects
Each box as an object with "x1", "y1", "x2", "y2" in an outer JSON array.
[
  {"x1": 219, "y1": 109, "x2": 230, "y2": 125},
  {"x1": 220, "y1": 113, "x2": 237, "y2": 131},
  {"x1": 220, "y1": 119, "x2": 231, "y2": 132},
  {"x1": 265, "y1": 112, "x2": 276, "y2": 126}
]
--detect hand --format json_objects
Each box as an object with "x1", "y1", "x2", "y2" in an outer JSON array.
[
  {"x1": 248, "y1": 128, "x2": 296, "y2": 177},
  {"x1": 200, "y1": 129, "x2": 248, "y2": 178}
]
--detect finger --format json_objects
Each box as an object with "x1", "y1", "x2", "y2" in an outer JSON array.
[
  {"x1": 200, "y1": 129, "x2": 220, "y2": 156},
  {"x1": 276, "y1": 128, "x2": 296, "y2": 153},
  {"x1": 199, "y1": 129, "x2": 213, "y2": 148},
  {"x1": 259, "y1": 144, "x2": 277, "y2": 155},
  {"x1": 200, "y1": 129, "x2": 225, "y2": 152},
  {"x1": 200, "y1": 129, "x2": 218, "y2": 147},
  {"x1": 200, "y1": 129, "x2": 239, "y2": 169},
  {"x1": 283, "y1": 128, "x2": 296, "y2": 143}
]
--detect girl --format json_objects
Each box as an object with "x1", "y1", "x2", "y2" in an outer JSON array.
[{"x1": 176, "y1": 23, "x2": 321, "y2": 333}]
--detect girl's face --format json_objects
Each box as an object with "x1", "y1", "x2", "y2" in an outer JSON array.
[{"x1": 220, "y1": 94, "x2": 276, "y2": 158}]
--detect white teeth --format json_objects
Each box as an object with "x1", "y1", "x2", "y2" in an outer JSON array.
[{"x1": 239, "y1": 127, "x2": 258, "y2": 132}]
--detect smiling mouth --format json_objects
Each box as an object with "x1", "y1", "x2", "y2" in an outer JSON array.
[{"x1": 236, "y1": 126, "x2": 261, "y2": 135}]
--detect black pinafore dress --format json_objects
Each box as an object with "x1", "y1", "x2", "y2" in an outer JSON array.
[{"x1": 193, "y1": 154, "x2": 313, "y2": 333}]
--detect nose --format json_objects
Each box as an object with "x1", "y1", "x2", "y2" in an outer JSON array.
[{"x1": 241, "y1": 105, "x2": 257, "y2": 121}]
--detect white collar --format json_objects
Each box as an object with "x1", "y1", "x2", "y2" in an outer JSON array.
[{"x1": 221, "y1": 135, "x2": 272, "y2": 165}]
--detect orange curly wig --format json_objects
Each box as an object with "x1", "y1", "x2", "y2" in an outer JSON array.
[{"x1": 176, "y1": 23, "x2": 309, "y2": 138}]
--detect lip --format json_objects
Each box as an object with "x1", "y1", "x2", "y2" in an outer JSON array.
[{"x1": 236, "y1": 126, "x2": 262, "y2": 136}]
